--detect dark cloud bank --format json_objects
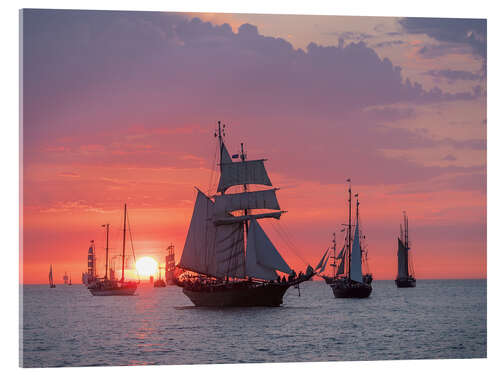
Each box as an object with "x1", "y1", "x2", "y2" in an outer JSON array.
[{"x1": 22, "y1": 10, "x2": 485, "y2": 188}]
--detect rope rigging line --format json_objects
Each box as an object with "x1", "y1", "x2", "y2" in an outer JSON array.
[
  {"x1": 126, "y1": 212, "x2": 140, "y2": 280},
  {"x1": 268, "y1": 220, "x2": 311, "y2": 268}
]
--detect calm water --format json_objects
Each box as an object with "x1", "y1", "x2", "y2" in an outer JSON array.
[{"x1": 20, "y1": 279, "x2": 486, "y2": 367}]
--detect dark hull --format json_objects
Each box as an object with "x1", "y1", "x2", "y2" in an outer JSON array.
[
  {"x1": 323, "y1": 274, "x2": 373, "y2": 285},
  {"x1": 395, "y1": 277, "x2": 416, "y2": 288},
  {"x1": 182, "y1": 274, "x2": 312, "y2": 307},
  {"x1": 88, "y1": 281, "x2": 138, "y2": 296},
  {"x1": 183, "y1": 283, "x2": 291, "y2": 307},
  {"x1": 330, "y1": 279, "x2": 372, "y2": 298}
]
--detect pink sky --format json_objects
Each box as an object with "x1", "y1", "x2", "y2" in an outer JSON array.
[{"x1": 21, "y1": 10, "x2": 486, "y2": 283}]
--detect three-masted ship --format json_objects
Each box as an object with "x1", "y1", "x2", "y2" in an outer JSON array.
[
  {"x1": 395, "y1": 211, "x2": 416, "y2": 288},
  {"x1": 88, "y1": 204, "x2": 138, "y2": 296},
  {"x1": 165, "y1": 244, "x2": 176, "y2": 285},
  {"x1": 177, "y1": 121, "x2": 315, "y2": 307},
  {"x1": 329, "y1": 180, "x2": 372, "y2": 298}
]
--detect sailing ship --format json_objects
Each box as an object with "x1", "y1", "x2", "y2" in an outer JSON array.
[
  {"x1": 68, "y1": 274, "x2": 72, "y2": 286},
  {"x1": 329, "y1": 180, "x2": 372, "y2": 298},
  {"x1": 165, "y1": 244, "x2": 176, "y2": 285},
  {"x1": 82, "y1": 240, "x2": 97, "y2": 286},
  {"x1": 154, "y1": 266, "x2": 167, "y2": 288},
  {"x1": 395, "y1": 211, "x2": 416, "y2": 288},
  {"x1": 88, "y1": 204, "x2": 138, "y2": 296},
  {"x1": 49, "y1": 264, "x2": 56, "y2": 288},
  {"x1": 63, "y1": 272, "x2": 69, "y2": 285},
  {"x1": 176, "y1": 121, "x2": 315, "y2": 307}
]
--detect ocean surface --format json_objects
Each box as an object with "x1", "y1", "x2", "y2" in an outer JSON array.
[{"x1": 20, "y1": 279, "x2": 486, "y2": 367}]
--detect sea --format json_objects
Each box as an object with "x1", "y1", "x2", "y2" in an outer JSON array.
[{"x1": 20, "y1": 279, "x2": 486, "y2": 367}]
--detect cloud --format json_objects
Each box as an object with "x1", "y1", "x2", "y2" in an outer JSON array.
[
  {"x1": 58, "y1": 171, "x2": 80, "y2": 178},
  {"x1": 424, "y1": 69, "x2": 481, "y2": 83},
  {"x1": 399, "y1": 17, "x2": 486, "y2": 61},
  {"x1": 22, "y1": 10, "x2": 485, "y2": 188},
  {"x1": 373, "y1": 40, "x2": 405, "y2": 48},
  {"x1": 442, "y1": 154, "x2": 457, "y2": 161}
]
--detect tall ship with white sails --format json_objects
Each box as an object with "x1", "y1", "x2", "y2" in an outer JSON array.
[
  {"x1": 328, "y1": 180, "x2": 372, "y2": 298},
  {"x1": 177, "y1": 121, "x2": 315, "y2": 307},
  {"x1": 395, "y1": 211, "x2": 416, "y2": 288}
]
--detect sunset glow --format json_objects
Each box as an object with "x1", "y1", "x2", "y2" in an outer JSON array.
[
  {"x1": 136, "y1": 256, "x2": 159, "y2": 278},
  {"x1": 20, "y1": 10, "x2": 486, "y2": 283}
]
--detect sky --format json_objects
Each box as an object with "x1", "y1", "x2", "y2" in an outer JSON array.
[{"x1": 20, "y1": 9, "x2": 486, "y2": 283}]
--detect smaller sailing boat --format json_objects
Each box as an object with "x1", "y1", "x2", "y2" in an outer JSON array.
[
  {"x1": 154, "y1": 266, "x2": 166, "y2": 288},
  {"x1": 49, "y1": 264, "x2": 56, "y2": 288},
  {"x1": 330, "y1": 180, "x2": 372, "y2": 298},
  {"x1": 395, "y1": 211, "x2": 416, "y2": 288},
  {"x1": 88, "y1": 204, "x2": 138, "y2": 296},
  {"x1": 68, "y1": 274, "x2": 72, "y2": 286}
]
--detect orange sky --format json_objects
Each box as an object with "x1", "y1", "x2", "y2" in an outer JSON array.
[{"x1": 20, "y1": 10, "x2": 486, "y2": 283}]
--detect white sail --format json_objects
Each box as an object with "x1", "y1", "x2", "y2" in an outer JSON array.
[
  {"x1": 217, "y1": 159, "x2": 272, "y2": 193},
  {"x1": 245, "y1": 219, "x2": 292, "y2": 279},
  {"x1": 315, "y1": 248, "x2": 329, "y2": 271},
  {"x1": 214, "y1": 189, "x2": 280, "y2": 215},
  {"x1": 220, "y1": 142, "x2": 233, "y2": 164},
  {"x1": 179, "y1": 190, "x2": 218, "y2": 276},
  {"x1": 214, "y1": 211, "x2": 282, "y2": 225},
  {"x1": 397, "y1": 238, "x2": 409, "y2": 278},
  {"x1": 245, "y1": 237, "x2": 278, "y2": 280},
  {"x1": 214, "y1": 222, "x2": 246, "y2": 278},
  {"x1": 350, "y1": 222, "x2": 363, "y2": 283}
]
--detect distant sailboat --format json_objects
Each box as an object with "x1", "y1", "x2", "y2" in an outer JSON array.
[
  {"x1": 68, "y1": 274, "x2": 72, "y2": 286},
  {"x1": 154, "y1": 266, "x2": 166, "y2": 288},
  {"x1": 82, "y1": 240, "x2": 97, "y2": 286},
  {"x1": 176, "y1": 121, "x2": 315, "y2": 307},
  {"x1": 49, "y1": 264, "x2": 56, "y2": 288},
  {"x1": 88, "y1": 204, "x2": 139, "y2": 296},
  {"x1": 165, "y1": 244, "x2": 176, "y2": 285},
  {"x1": 395, "y1": 211, "x2": 416, "y2": 288},
  {"x1": 329, "y1": 180, "x2": 372, "y2": 298}
]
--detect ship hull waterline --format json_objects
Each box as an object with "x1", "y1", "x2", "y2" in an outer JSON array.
[
  {"x1": 88, "y1": 283, "x2": 138, "y2": 296},
  {"x1": 395, "y1": 277, "x2": 416, "y2": 288},
  {"x1": 182, "y1": 276, "x2": 312, "y2": 307},
  {"x1": 330, "y1": 279, "x2": 372, "y2": 298},
  {"x1": 323, "y1": 274, "x2": 373, "y2": 286}
]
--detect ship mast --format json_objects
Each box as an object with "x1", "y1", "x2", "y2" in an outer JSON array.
[
  {"x1": 102, "y1": 223, "x2": 110, "y2": 279},
  {"x1": 331, "y1": 232, "x2": 337, "y2": 275},
  {"x1": 347, "y1": 178, "x2": 352, "y2": 280},
  {"x1": 121, "y1": 204, "x2": 127, "y2": 282},
  {"x1": 216, "y1": 121, "x2": 225, "y2": 195},
  {"x1": 240, "y1": 141, "x2": 249, "y2": 280}
]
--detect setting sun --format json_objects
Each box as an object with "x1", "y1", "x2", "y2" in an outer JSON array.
[{"x1": 135, "y1": 257, "x2": 158, "y2": 277}]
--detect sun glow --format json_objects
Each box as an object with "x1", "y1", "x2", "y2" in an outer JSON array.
[{"x1": 135, "y1": 257, "x2": 159, "y2": 277}]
